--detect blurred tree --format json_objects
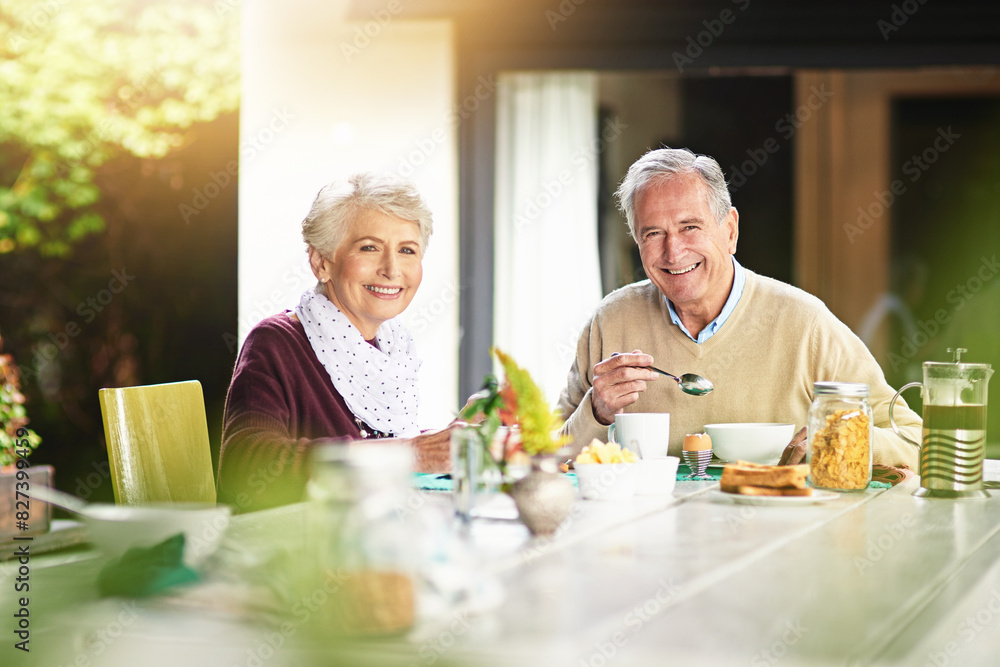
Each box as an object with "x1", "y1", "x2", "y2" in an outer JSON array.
[{"x1": 0, "y1": 0, "x2": 239, "y2": 256}]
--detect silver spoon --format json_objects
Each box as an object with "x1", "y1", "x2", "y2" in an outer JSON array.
[{"x1": 611, "y1": 352, "x2": 714, "y2": 396}]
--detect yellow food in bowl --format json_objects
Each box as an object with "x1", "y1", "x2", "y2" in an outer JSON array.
[{"x1": 575, "y1": 439, "x2": 638, "y2": 465}]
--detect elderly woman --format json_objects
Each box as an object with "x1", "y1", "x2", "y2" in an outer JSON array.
[{"x1": 218, "y1": 173, "x2": 451, "y2": 511}]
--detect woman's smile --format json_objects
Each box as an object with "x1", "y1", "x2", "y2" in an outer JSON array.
[{"x1": 365, "y1": 285, "x2": 403, "y2": 296}]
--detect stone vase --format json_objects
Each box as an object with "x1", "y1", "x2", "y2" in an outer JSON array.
[{"x1": 509, "y1": 456, "x2": 574, "y2": 536}]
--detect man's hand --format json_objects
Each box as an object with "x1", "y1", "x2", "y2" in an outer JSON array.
[
  {"x1": 591, "y1": 350, "x2": 659, "y2": 425},
  {"x1": 778, "y1": 427, "x2": 808, "y2": 466}
]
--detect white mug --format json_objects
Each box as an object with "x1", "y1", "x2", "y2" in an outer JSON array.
[{"x1": 607, "y1": 412, "x2": 670, "y2": 459}]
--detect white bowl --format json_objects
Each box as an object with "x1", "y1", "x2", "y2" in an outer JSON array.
[
  {"x1": 575, "y1": 462, "x2": 640, "y2": 500},
  {"x1": 636, "y1": 457, "x2": 680, "y2": 495},
  {"x1": 83, "y1": 503, "x2": 232, "y2": 567},
  {"x1": 703, "y1": 423, "x2": 796, "y2": 465}
]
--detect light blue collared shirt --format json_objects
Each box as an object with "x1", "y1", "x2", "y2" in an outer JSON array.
[{"x1": 666, "y1": 257, "x2": 745, "y2": 343}]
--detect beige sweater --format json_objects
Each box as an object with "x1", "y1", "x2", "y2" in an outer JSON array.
[{"x1": 557, "y1": 270, "x2": 921, "y2": 469}]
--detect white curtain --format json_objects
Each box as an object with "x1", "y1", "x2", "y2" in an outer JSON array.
[{"x1": 494, "y1": 72, "x2": 603, "y2": 405}]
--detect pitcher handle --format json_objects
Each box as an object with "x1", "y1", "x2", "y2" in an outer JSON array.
[
  {"x1": 607, "y1": 422, "x2": 617, "y2": 445},
  {"x1": 889, "y1": 382, "x2": 922, "y2": 448}
]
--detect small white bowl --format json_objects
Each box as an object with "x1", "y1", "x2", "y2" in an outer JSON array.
[
  {"x1": 703, "y1": 423, "x2": 795, "y2": 465},
  {"x1": 575, "y1": 462, "x2": 639, "y2": 500},
  {"x1": 636, "y1": 456, "x2": 680, "y2": 495},
  {"x1": 83, "y1": 503, "x2": 232, "y2": 567}
]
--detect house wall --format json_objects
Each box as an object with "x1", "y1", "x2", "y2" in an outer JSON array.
[{"x1": 240, "y1": 4, "x2": 459, "y2": 428}]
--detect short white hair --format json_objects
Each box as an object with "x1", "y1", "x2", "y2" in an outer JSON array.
[
  {"x1": 615, "y1": 147, "x2": 732, "y2": 241},
  {"x1": 301, "y1": 172, "x2": 433, "y2": 257}
]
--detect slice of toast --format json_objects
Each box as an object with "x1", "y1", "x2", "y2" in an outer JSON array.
[{"x1": 720, "y1": 461, "x2": 809, "y2": 490}]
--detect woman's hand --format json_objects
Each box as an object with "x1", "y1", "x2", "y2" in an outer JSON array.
[{"x1": 410, "y1": 426, "x2": 454, "y2": 473}]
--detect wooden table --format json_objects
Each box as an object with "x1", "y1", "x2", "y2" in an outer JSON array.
[
  {"x1": 4, "y1": 463, "x2": 1000, "y2": 667},
  {"x1": 431, "y1": 464, "x2": 1000, "y2": 667}
]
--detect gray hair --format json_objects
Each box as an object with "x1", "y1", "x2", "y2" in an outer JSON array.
[
  {"x1": 614, "y1": 147, "x2": 732, "y2": 240},
  {"x1": 301, "y1": 172, "x2": 433, "y2": 257}
]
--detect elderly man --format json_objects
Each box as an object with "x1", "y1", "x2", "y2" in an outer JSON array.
[{"x1": 557, "y1": 147, "x2": 920, "y2": 468}]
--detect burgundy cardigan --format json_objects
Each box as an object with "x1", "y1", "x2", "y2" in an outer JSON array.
[{"x1": 217, "y1": 312, "x2": 368, "y2": 511}]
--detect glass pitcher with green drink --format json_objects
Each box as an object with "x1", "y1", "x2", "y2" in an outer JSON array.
[{"x1": 889, "y1": 348, "x2": 993, "y2": 498}]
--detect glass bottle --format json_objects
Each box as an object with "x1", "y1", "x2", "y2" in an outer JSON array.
[
  {"x1": 807, "y1": 382, "x2": 874, "y2": 491},
  {"x1": 306, "y1": 440, "x2": 417, "y2": 636}
]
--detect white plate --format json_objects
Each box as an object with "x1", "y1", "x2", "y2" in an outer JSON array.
[{"x1": 711, "y1": 489, "x2": 840, "y2": 506}]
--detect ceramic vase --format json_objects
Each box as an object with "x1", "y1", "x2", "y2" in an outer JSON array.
[{"x1": 509, "y1": 456, "x2": 574, "y2": 536}]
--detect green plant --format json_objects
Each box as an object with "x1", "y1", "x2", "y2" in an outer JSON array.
[
  {"x1": 492, "y1": 348, "x2": 571, "y2": 456},
  {"x1": 0, "y1": 330, "x2": 41, "y2": 466}
]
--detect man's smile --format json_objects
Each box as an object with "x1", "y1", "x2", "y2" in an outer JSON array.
[{"x1": 664, "y1": 262, "x2": 701, "y2": 275}]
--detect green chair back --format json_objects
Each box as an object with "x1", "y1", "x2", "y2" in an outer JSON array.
[{"x1": 99, "y1": 380, "x2": 216, "y2": 505}]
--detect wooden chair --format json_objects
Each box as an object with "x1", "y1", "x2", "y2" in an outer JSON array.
[{"x1": 99, "y1": 380, "x2": 216, "y2": 505}]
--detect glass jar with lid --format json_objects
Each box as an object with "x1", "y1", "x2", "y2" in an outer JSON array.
[
  {"x1": 806, "y1": 382, "x2": 874, "y2": 491},
  {"x1": 306, "y1": 440, "x2": 417, "y2": 636}
]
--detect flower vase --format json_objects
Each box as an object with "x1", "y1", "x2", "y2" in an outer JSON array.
[
  {"x1": 1, "y1": 464, "x2": 53, "y2": 539},
  {"x1": 451, "y1": 425, "x2": 503, "y2": 522},
  {"x1": 509, "y1": 455, "x2": 574, "y2": 537}
]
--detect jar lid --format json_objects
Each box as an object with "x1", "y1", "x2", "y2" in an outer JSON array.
[{"x1": 813, "y1": 381, "x2": 870, "y2": 397}]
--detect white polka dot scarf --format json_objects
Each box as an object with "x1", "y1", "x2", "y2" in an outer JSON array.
[{"x1": 295, "y1": 285, "x2": 422, "y2": 437}]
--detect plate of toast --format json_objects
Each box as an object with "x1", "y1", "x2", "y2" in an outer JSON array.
[{"x1": 713, "y1": 461, "x2": 838, "y2": 505}]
